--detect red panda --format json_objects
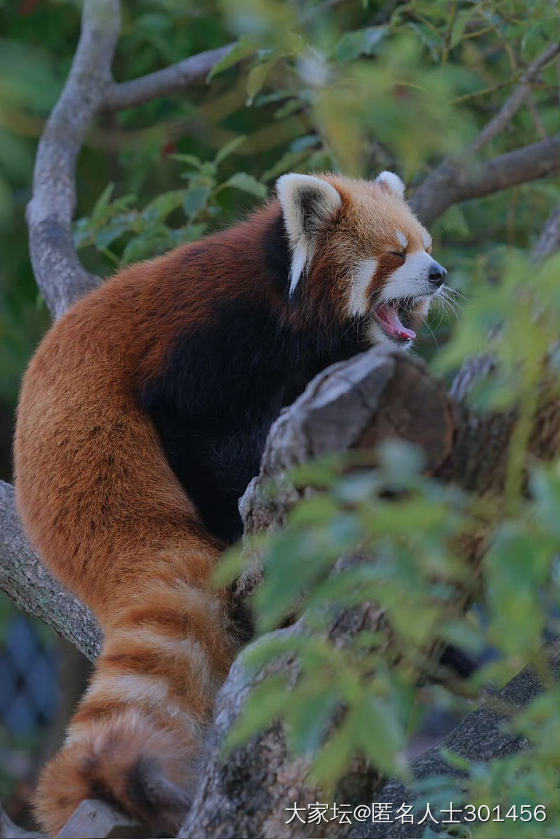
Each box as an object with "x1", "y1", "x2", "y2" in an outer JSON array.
[{"x1": 14, "y1": 171, "x2": 446, "y2": 834}]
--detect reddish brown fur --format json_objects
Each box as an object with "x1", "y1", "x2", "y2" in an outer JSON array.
[
  {"x1": 15, "y1": 210, "x2": 292, "y2": 832},
  {"x1": 306, "y1": 175, "x2": 431, "y2": 321},
  {"x1": 15, "y1": 177, "x2": 432, "y2": 833},
  {"x1": 34, "y1": 709, "x2": 194, "y2": 834}
]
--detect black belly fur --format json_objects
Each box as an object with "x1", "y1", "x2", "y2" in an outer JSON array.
[{"x1": 140, "y1": 295, "x2": 368, "y2": 545}]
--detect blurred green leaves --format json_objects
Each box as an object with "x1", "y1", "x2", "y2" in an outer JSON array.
[
  {"x1": 74, "y1": 141, "x2": 269, "y2": 265},
  {"x1": 215, "y1": 239, "x2": 560, "y2": 829}
]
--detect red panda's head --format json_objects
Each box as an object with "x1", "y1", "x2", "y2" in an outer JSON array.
[{"x1": 276, "y1": 171, "x2": 447, "y2": 347}]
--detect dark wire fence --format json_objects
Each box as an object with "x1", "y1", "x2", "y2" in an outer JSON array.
[{"x1": 0, "y1": 614, "x2": 59, "y2": 734}]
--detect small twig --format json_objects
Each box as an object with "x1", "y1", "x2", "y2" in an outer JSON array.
[
  {"x1": 452, "y1": 70, "x2": 528, "y2": 105},
  {"x1": 104, "y1": 43, "x2": 237, "y2": 111},
  {"x1": 526, "y1": 92, "x2": 548, "y2": 139},
  {"x1": 413, "y1": 42, "x2": 560, "y2": 225},
  {"x1": 441, "y1": 0, "x2": 458, "y2": 66},
  {"x1": 471, "y1": 42, "x2": 560, "y2": 153}
]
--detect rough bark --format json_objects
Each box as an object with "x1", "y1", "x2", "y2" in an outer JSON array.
[
  {"x1": 532, "y1": 201, "x2": 560, "y2": 262},
  {"x1": 26, "y1": 0, "x2": 120, "y2": 319},
  {"x1": 0, "y1": 480, "x2": 102, "y2": 662},
  {"x1": 410, "y1": 133, "x2": 560, "y2": 227},
  {"x1": 350, "y1": 642, "x2": 560, "y2": 839},
  {"x1": 0, "y1": 805, "x2": 42, "y2": 839},
  {"x1": 104, "y1": 44, "x2": 236, "y2": 110},
  {"x1": 174, "y1": 347, "x2": 560, "y2": 838}
]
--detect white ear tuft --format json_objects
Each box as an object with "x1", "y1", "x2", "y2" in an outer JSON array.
[
  {"x1": 276, "y1": 173, "x2": 342, "y2": 295},
  {"x1": 375, "y1": 170, "x2": 405, "y2": 198}
]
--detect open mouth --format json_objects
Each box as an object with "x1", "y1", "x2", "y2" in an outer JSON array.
[{"x1": 373, "y1": 299, "x2": 416, "y2": 343}]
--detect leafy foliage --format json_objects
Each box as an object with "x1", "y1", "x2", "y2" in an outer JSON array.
[
  {"x1": 2, "y1": 0, "x2": 560, "y2": 831},
  {"x1": 217, "y1": 247, "x2": 560, "y2": 836},
  {"x1": 74, "y1": 140, "x2": 266, "y2": 266}
]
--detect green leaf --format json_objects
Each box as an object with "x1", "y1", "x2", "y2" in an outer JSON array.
[
  {"x1": 141, "y1": 190, "x2": 188, "y2": 223},
  {"x1": 218, "y1": 172, "x2": 267, "y2": 199},
  {"x1": 95, "y1": 213, "x2": 137, "y2": 248},
  {"x1": 439, "y1": 748, "x2": 472, "y2": 772},
  {"x1": 214, "y1": 136, "x2": 246, "y2": 166},
  {"x1": 261, "y1": 135, "x2": 319, "y2": 181},
  {"x1": 169, "y1": 153, "x2": 203, "y2": 170},
  {"x1": 450, "y1": 9, "x2": 475, "y2": 49},
  {"x1": 183, "y1": 185, "x2": 212, "y2": 218},
  {"x1": 333, "y1": 26, "x2": 387, "y2": 62},
  {"x1": 357, "y1": 694, "x2": 408, "y2": 777},
  {"x1": 225, "y1": 676, "x2": 290, "y2": 752},
  {"x1": 311, "y1": 709, "x2": 359, "y2": 786},
  {"x1": 246, "y1": 60, "x2": 274, "y2": 105},
  {"x1": 212, "y1": 543, "x2": 247, "y2": 587},
  {"x1": 207, "y1": 38, "x2": 256, "y2": 81},
  {"x1": 286, "y1": 684, "x2": 339, "y2": 755},
  {"x1": 121, "y1": 229, "x2": 173, "y2": 264},
  {"x1": 90, "y1": 182, "x2": 115, "y2": 225}
]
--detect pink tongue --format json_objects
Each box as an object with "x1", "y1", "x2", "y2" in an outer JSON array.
[{"x1": 376, "y1": 303, "x2": 416, "y2": 341}]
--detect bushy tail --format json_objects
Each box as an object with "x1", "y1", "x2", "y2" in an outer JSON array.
[{"x1": 34, "y1": 581, "x2": 236, "y2": 835}]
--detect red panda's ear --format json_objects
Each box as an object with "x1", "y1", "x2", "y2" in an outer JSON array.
[
  {"x1": 276, "y1": 173, "x2": 341, "y2": 295},
  {"x1": 375, "y1": 171, "x2": 405, "y2": 198}
]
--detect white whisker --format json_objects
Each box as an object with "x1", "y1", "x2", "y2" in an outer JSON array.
[
  {"x1": 436, "y1": 286, "x2": 462, "y2": 319},
  {"x1": 423, "y1": 317, "x2": 440, "y2": 349}
]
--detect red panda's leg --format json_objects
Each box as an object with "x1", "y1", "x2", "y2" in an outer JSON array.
[{"x1": 33, "y1": 562, "x2": 238, "y2": 834}]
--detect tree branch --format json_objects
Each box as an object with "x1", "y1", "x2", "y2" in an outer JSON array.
[
  {"x1": 103, "y1": 44, "x2": 236, "y2": 111},
  {"x1": 411, "y1": 133, "x2": 560, "y2": 226},
  {"x1": 26, "y1": 0, "x2": 120, "y2": 319},
  {"x1": 532, "y1": 201, "x2": 560, "y2": 262},
  {"x1": 0, "y1": 804, "x2": 42, "y2": 839},
  {"x1": 175, "y1": 347, "x2": 560, "y2": 837},
  {"x1": 0, "y1": 481, "x2": 102, "y2": 662},
  {"x1": 350, "y1": 642, "x2": 560, "y2": 839},
  {"x1": 411, "y1": 41, "x2": 560, "y2": 226},
  {"x1": 471, "y1": 42, "x2": 560, "y2": 154}
]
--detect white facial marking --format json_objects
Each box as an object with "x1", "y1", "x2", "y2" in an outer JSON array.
[
  {"x1": 396, "y1": 230, "x2": 408, "y2": 249},
  {"x1": 375, "y1": 170, "x2": 405, "y2": 198},
  {"x1": 349, "y1": 258, "x2": 377, "y2": 316},
  {"x1": 379, "y1": 250, "x2": 437, "y2": 303},
  {"x1": 289, "y1": 239, "x2": 310, "y2": 296},
  {"x1": 276, "y1": 173, "x2": 342, "y2": 296},
  {"x1": 423, "y1": 232, "x2": 432, "y2": 250}
]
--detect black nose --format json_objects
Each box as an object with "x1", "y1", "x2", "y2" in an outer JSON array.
[{"x1": 428, "y1": 262, "x2": 447, "y2": 286}]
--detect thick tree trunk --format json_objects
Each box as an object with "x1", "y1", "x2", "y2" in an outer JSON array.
[{"x1": 175, "y1": 347, "x2": 560, "y2": 838}]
